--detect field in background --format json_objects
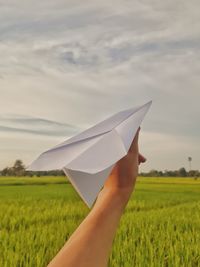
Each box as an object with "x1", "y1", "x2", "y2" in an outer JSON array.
[{"x1": 0, "y1": 177, "x2": 200, "y2": 267}]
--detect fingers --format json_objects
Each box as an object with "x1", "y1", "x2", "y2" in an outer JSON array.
[
  {"x1": 127, "y1": 128, "x2": 147, "y2": 165},
  {"x1": 138, "y1": 153, "x2": 146, "y2": 165}
]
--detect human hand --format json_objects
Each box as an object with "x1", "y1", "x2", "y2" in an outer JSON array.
[{"x1": 103, "y1": 128, "x2": 146, "y2": 203}]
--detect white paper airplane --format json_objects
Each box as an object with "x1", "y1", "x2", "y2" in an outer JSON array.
[{"x1": 27, "y1": 101, "x2": 152, "y2": 207}]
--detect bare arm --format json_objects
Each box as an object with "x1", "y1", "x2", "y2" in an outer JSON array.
[{"x1": 48, "y1": 129, "x2": 145, "y2": 267}]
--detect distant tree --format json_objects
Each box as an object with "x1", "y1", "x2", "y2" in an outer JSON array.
[
  {"x1": 164, "y1": 170, "x2": 176, "y2": 177},
  {"x1": 188, "y1": 170, "x2": 199, "y2": 177},
  {"x1": 13, "y1": 160, "x2": 25, "y2": 176},
  {"x1": 178, "y1": 167, "x2": 187, "y2": 177},
  {"x1": 1, "y1": 167, "x2": 10, "y2": 176},
  {"x1": 149, "y1": 169, "x2": 159, "y2": 177}
]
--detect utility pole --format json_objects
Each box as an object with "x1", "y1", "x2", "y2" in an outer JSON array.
[{"x1": 188, "y1": 157, "x2": 192, "y2": 171}]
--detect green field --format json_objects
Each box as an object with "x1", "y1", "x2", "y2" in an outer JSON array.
[{"x1": 0, "y1": 177, "x2": 200, "y2": 267}]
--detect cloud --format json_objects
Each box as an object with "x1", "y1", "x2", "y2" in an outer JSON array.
[
  {"x1": 0, "y1": 115, "x2": 80, "y2": 137},
  {"x1": 0, "y1": 0, "x2": 200, "y2": 170}
]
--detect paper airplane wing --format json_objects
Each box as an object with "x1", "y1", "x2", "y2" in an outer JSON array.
[{"x1": 28, "y1": 101, "x2": 152, "y2": 207}]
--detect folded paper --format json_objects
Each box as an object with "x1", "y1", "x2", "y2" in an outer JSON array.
[{"x1": 27, "y1": 101, "x2": 152, "y2": 207}]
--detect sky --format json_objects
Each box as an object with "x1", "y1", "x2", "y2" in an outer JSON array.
[{"x1": 0, "y1": 0, "x2": 200, "y2": 172}]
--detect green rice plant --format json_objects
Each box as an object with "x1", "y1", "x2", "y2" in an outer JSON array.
[{"x1": 0, "y1": 177, "x2": 199, "y2": 267}]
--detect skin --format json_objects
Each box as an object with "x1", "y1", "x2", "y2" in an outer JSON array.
[{"x1": 48, "y1": 128, "x2": 146, "y2": 267}]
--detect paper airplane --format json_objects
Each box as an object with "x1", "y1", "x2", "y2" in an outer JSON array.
[{"x1": 27, "y1": 101, "x2": 152, "y2": 207}]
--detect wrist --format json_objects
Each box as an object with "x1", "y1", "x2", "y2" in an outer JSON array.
[{"x1": 97, "y1": 186, "x2": 133, "y2": 208}]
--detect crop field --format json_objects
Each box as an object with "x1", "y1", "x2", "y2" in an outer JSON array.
[{"x1": 0, "y1": 176, "x2": 200, "y2": 267}]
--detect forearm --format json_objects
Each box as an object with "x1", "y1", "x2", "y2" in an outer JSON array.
[
  {"x1": 48, "y1": 129, "x2": 141, "y2": 267},
  {"x1": 47, "y1": 187, "x2": 131, "y2": 267}
]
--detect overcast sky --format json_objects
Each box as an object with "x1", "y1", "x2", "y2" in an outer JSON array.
[{"x1": 0, "y1": 0, "x2": 200, "y2": 172}]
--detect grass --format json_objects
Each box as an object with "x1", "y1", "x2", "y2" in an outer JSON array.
[{"x1": 0, "y1": 176, "x2": 199, "y2": 267}]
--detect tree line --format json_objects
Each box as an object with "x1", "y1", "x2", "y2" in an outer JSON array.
[
  {"x1": 0, "y1": 160, "x2": 64, "y2": 177},
  {"x1": 140, "y1": 168, "x2": 200, "y2": 178},
  {"x1": 0, "y1": 159, "x2": 199, "y2": 178}
]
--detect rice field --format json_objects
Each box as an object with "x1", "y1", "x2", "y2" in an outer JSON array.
[{"x1": 0, "y1": 176, "x2": 200, "y2": 267}]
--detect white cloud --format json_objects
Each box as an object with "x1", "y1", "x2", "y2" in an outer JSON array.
[{"x1": 0, "y1": 0, "x2": 200, "y2": 170}]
